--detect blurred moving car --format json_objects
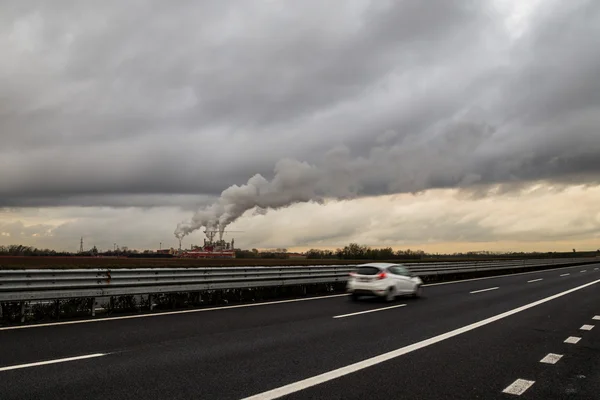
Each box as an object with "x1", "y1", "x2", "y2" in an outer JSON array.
[{"x1": 347, "y1": 263, "x2": 423, "y2": 302}]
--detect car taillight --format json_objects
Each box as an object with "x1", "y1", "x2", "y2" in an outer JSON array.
[{"x1": 377, "y1": 272, "x2": 386, "y2": 280}]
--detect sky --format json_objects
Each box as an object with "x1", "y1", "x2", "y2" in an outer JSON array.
[{"x1": 1, "y1": 0, "x2": 599, "y2": 253}]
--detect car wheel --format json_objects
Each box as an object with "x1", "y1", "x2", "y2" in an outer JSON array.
[
  {"x1": 413, "y1": 285, "x2": 423, "y2": 298},
  {"x1": 385, "y1": 287, "x2": 395, "y2": 303}
]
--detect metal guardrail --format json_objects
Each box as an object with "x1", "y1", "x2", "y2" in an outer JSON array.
[{"x1": 0, "y1": 257, "x2": 597, "y2": 303}]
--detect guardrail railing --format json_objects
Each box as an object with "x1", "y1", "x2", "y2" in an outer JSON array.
[{"x1": 1, "y1": 257, "x2": 597, "y2": 303}]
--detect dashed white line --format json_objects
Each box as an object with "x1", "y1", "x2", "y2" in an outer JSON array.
[
  {"x1": 470, "y1": 287, "x2": 499, "y2": 294},
  {"x1": 580, "y1": 270, "x2": 587, "y2": 273},
  {"x1": 580, "y1": 324, "x2": 594, "y2": 331},
  {"x1": 540, "y1": 353, "x2": 563, "y2": 364},
  {"x1": 564, "y1": 336, "x2": 581, "y2": 344},
  {"x1": 0, "y1": 353, "x2": 107, "y2": 372},
  {"x1": 241, "y1": 278, "x2": 600, "y2": 400},
  {"x1": 333, "y1": 304, "x2": 407, "y2": 319},
  {"x1": 593, "y1": 316, "x2": 600, "y2": 321},
  {"x1": 423, "y1": 264, "x2": 594, "y2": 287},
  {"x1": 560, "y1": 273, "x2": 570, "y2": 277},
  {"x1": 595, "y1": 268, "x2": 599, "y2": 271},
  {"x1": 527, "y1": 278, "x2": 543, "y2": 283},
  {"x1": 502, "y1": 379, "x2": 535, "y2": 395}
]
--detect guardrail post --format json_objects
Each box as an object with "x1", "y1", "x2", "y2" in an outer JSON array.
[
  {"x1": 20, "y1": 302, "x2": 26, "y2": 323},
  {"x1": 91, "y1": 297, "x2": 96, "y2": 316},
  {"x1": 149, "y1": 294, "x2": 154, "y2": 311}
]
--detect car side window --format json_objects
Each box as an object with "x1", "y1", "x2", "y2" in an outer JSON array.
[{"x1": 393, "y1": 266, "x2": 410, "y2": 276}]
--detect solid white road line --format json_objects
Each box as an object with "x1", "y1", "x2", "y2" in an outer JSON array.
[
  {"x1": 564, "y1": 336, "x2": 581, "y2": 344},
  {"x1": 593, "y1": 316, "x2": 600, "y2": 321},
  {"x1": 0, "y1": 353, "x2": 107, "y2": 372},
  {"x1": 0, "y1": 293, "x2": 350, "y2": 331},
  {"x1": 580, "y1": 324, "x2": 594, "y2": 331},
  {"x1": 560, "y1": 273, "x2": 570, "y2": 277},
  {"x1": 527, "y1": 278, "x2": 543, "y2": 283},
  {"x1": 502, "y1": 379, "x2": 535, "y2": 395},
  {"x1": 470, "y1": 287, "x2": 499, "y2": 294},
  {"x1": 241, "y1": 278, "x2": 600, "y2": 400},
  {"x1": 540, "y1": 353, "x2": 563, "y2": 364},
  {"x1": 333, "y1": 304, "x2": 406, "y2": 319}
]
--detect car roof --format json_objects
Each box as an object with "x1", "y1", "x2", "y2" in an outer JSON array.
[{"x1": 355, "y1": 262, "x2": 405, "y2": 268}]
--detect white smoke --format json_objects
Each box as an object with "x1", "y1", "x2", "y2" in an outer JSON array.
[
  {"x1": 174, "y1": 159, "x2": 326, "y2": 239},
  {"x1": 174, "y1": 121, "x2": 487, "y2": 239},
  {"x1": 175, "y1": 118, "x2": 600, "y2": 240}
]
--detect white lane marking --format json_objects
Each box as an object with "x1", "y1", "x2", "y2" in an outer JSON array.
[
  {"x1": 593, "y1": 316, "x2": 600, "y2": 320},
  {"x1": 595, "y1": 268, "x2": 599, "y2": 271},
  {"x1": 564, "y1": 336, "x2": 581, "y2": 344},
  {"x1": 423, "y1": 263, "x2": 598, "y2": 287},
  {"x1": 241, "y1": 278, "x2": 600, "y2": 400},
  {"x1": 333, "y1": 304, "x2": 406, "y2": 319},
  {"x1": 560, "y1": 273, "x2": 570, "y2": 277},
  {"x1": 527, "y1": 278, "x2": 543, "y2": 283},
  {"x1": 470, "y1": 287, "x2": 499, "y2": 294},
  {"x1": 580, "y1": 324, "x2": 594, "y2": 331},
  {"x1": 0, "y1": 353, "x2": 107, "y2": 372},
  {"x1": 0, "y1": 293, "x2": 350, "y2": 331},
  {"x1": 580, "y1": 270, "x2": 587, "y2": 273},
  {"x1": 502, "y1": 379, "x2": 535, "y2": 395},
  {"x1": 540, "y1": 353, "x2": 563, "y2": 364}
]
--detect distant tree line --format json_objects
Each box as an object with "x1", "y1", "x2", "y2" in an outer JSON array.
[
  {"x1": 1, "y1": 243, "x2": 599, "y2": 260},
  {"x1": 0, "y1": 244, "x2": 135, "y2": 257},
  {"x1": 305, "y1": 243, "x2": 425, "y2": 260},
  {"x1": 235, "y1": 248, "x2": 290, "y2": 259},
  {"x1": 0, "y1": 245, "x2": 73, "y2": 256}
]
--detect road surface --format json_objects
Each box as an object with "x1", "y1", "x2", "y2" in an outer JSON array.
[{"x1": 1, "y1": 263, "x2": 599, "y2": 399}]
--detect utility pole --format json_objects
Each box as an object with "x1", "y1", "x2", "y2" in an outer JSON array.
[{"x1": 160, "y1": 242, "x2": 162, "y2": 250}]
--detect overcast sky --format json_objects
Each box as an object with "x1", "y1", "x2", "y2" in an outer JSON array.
[{"x1": 1, "y1": 0, "x2": 599, "y2": 252}]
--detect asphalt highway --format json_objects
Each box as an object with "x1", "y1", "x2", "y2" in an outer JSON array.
[{"x1": 1, "y1": 263, "x2": 599, "y2": 399}]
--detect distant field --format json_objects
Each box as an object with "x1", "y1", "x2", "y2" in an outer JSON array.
[{"x1": 0, "y1": 254, "x2": 595, "y2": 269}]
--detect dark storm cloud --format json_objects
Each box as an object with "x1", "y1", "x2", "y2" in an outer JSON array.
[
  {"x1": 0, "y1": 194, "x2": 215, "y2": 210},
  {"x1": 1, "y1": 0, "x2": 600, "y2": 219}
]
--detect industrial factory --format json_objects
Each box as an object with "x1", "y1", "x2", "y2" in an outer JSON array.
[
  {"x1": 154, "y1": 229, "x2": 236, "y2": 259},
  {"x1": 179, "y1": 230, "x2": 236, "y2": 259}
]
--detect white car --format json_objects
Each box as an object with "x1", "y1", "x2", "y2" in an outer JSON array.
[{"x1": 346, "y1": 263, "x2": 423, "y2": 302}]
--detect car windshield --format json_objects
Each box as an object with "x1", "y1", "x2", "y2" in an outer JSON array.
[{"x1": 355, "y1": 266, "x2": 382, "y2": 275}]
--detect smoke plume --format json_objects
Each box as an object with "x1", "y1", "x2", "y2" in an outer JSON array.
[
  {"x1": 175, "y1": 159, "x2": 325, "y2": 239},
  {"x1": 174, "y1": 119, "x2": 600, "y2": 239}
]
